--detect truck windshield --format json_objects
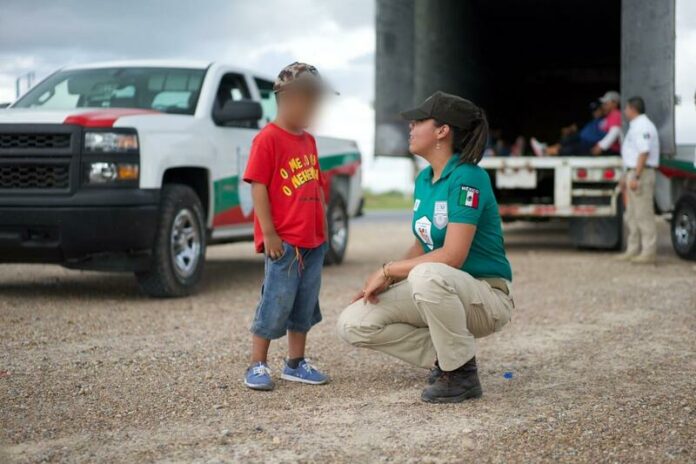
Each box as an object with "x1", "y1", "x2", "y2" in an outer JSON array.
[{"x1": 13, "y1": 67, "x2": 206, "y2": 115}]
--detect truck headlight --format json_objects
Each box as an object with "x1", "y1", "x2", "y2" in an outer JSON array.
[
  {"x1": 86, "y1": 162, "x2": 139, "y2": 184},
  {"x1": 84, "y1": 131, "x2": 138, "y2": 152}
]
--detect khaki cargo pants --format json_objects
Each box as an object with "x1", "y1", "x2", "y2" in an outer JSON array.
[
  {"x1": 625, "y1": 168, "x2": 657, "y2": 257},
  {"x1": 337, "y1": 262, "x2": 514, "y2": 371}
]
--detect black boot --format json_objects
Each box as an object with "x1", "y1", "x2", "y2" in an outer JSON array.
[
  {"x1": 427, "y1": 360, "x2": 442, "y2": 385},
  {"x1": 421, "y1": 356, "x2": 482, "y2": 403}
]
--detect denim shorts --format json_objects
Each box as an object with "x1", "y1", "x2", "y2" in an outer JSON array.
[{"x1": 250, "y1": 241, "x2": 326, "y2": 340}]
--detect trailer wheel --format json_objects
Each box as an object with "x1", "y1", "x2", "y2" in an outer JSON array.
[
  {"x1": 136, "y1": 184, "x2": 206, "y2": 297},
  {"x1": 324, "y1": 194, "x2": 348, "y2": 265},
  {"x1": 671, "y1": 192, "x2": 696, "y2": 260}
]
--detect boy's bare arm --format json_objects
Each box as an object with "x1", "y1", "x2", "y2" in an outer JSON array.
[
  {"x1": 319, "y1": 188, "x2": 329, "y2": 240},
  {"x1": 251, "y1": 182, "x2": 284, "y2": 259}
]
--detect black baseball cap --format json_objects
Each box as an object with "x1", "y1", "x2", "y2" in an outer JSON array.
[{"x1": 401, "y1": 91, "x2": 482, "y2": 129}]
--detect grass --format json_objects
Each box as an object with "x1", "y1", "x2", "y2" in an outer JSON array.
[{"x1": 363, "y1": 190, "x2": 413, "y2": 210}]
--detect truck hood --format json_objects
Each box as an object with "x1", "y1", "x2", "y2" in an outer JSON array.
[{"x1": 0, "y1": 108, "x2": 160, "y2": 127}]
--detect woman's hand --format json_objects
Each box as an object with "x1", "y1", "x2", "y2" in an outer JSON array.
[{"x1": 360, "y1": 269, "x2": 391, "y2": 305}]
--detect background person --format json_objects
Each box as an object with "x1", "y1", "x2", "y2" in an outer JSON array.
[
  {"x1": 530, "y1": 101, "x2": 607, "y2": 156},
  {"x1": 615, "y1": 96, "x2": 660, "y2": 264},
  {"x1": 337, "y1": 92, "x2": 514, "y2": 404},
  {"x1": 591, "y1": 90, "x2": 622, "y2": 155}
]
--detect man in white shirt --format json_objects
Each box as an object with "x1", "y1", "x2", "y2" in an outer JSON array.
[{"x1": 616, "y1": 97, "x2": 660, "y2": 263}]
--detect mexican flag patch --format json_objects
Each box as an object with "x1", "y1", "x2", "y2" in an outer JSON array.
[{"x1": 459, "y1": 185, "x2": 480, "y2": 209}]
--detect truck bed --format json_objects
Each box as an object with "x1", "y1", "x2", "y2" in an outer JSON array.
[{"x1": 479, "y1": 156, "x2": 623, "y2": 218}]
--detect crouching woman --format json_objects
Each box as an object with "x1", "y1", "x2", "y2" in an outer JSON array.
[{"x1": 337, "y1": 91, "x2": 514, "y2": 403}]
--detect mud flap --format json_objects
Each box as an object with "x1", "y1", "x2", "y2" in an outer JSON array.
[{"x1": 568, "y1": 196, "x2": 624, "y2": 250}]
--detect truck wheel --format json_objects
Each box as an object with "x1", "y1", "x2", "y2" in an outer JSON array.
[
  {"x1": 324, "y1": 194, "x2": 348, "y2": 265},
  {"x1": 671, "y1": 192, "x2": 696, "y2": 260},
  {"x1": 136, "y1": 184, "x2": 206, "y2": 297}
]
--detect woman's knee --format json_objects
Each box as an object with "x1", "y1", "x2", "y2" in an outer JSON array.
[
  {"x1": 407, "y1": 262, "x2": 458, "y2": 299},
  {"x1": 336, "y1": 302, "x2": 376, "y2": 346}
]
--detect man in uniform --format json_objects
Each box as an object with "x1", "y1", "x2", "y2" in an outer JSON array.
[{"x1": 616, "y1": 96, "x2": 660, "y2": 264}]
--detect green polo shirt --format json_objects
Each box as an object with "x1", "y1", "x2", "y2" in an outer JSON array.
[{"x1": 412, "y1": 155, "x2": 512, "y2": 281}]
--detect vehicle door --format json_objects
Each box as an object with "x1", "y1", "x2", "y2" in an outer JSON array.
[{"x1": 209, "y1": 71, "x2": 258, "y2": 236}]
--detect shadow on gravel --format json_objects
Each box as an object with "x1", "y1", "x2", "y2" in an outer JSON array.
[
  {"x1": 200, "y1": 258, "x2": 265, "y2": 294},
  {"x1": 0, "y1": 268, "x2": 140, "y2": 300},
  {"x1": 0, "y1": 258, "x2": 265, "y2": 300}
]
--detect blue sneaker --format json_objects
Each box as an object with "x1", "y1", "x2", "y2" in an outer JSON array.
[
  {"x1": 280, "y1": 359, "x2": 329, "y2": 385},
  {"x1": 244, "y1": 362, "x2": 274, "y2": 391}
]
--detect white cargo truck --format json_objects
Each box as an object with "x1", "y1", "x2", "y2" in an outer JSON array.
[
  {"x1": 375, "y1": 0, "x2": 696, "y2": 258},
  {"x1": 0, "y1": 61, "x2": 363, "y2": 296},
  {"x1": 480, "y1": 0, "x2": 696, "y2": 258},
  {"x1": 478, "y1": 155, "x2": 625, "y2": 249}
]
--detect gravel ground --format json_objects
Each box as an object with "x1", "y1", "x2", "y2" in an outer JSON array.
[{"x1": 1, "y1": 215, "x2": 694, "y2": 463}]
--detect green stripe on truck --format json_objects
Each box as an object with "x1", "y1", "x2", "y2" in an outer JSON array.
[{"x1": 212, "y1": 152, "x2": 360, "y2": 215}]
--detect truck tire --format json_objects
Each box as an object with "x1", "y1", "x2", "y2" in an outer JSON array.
[
  {"x1": 568, "y1": 195, "x2": 624, "y2": 250},
  {"x1": 324, "y1": 194, "x2": 348, "y2": 265},
  {"x1": 671, "y1": 192, "x2": 696, "y2": 260},
  {"x1": 136, "y1": 184, "x2": 206, "y2": 297}
]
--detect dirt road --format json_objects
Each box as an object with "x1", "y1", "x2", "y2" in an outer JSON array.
[{"x1": 1, "y1": 216, "x2": 694, "y2": 463}]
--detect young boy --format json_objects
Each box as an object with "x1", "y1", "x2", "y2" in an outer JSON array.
[{"x1": 242, "y1": 62, "x2": 336, "y2": 391}]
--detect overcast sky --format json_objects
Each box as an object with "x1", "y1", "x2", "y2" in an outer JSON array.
[{"x1": 0, "y1": 0, "x2": 414, "y2": 192}]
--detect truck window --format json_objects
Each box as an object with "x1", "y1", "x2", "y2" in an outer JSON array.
[
  {"x1": 213, "y1": 73, "x2": 256, "y2": 128},
  {"x1": 13, "y1": 67, "x2": 206, "y2": 115},
  {"x1": 31, "y1": 79, "x2": 80, "y2": 109},
  {"x1": 215, "y1": 73, "x2": 251, "y2": 108},
  {"x1": 254, "y1": 77, "x2": 277, "y2": 124}
]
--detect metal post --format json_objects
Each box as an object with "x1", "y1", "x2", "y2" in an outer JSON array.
[{"x1": 375, "y1": 0, "x2": 415, "y2": 157}]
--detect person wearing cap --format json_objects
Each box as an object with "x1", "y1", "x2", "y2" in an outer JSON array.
[
  {"x1": 242, "y1": 62, "x2": 337, "y2": 391},
  {"x1": 591, "y1": 90, "x2": 622, "y2": 155},
  {"x1": 337, "y1": 91, "x2": 514, "y2": 403},
  {"x1": 615, "y1": 96, "x2": 660, "y2": 264}
]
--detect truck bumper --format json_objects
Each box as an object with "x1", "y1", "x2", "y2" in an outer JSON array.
[{"x1": 0, "y1": 189, "x2": 159, "y2": 271}]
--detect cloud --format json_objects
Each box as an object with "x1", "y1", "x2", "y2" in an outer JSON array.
[{"x1": 0, "y1": 0, "x2": 414, "y2": 192}]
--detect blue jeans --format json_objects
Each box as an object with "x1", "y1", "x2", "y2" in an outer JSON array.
[{"x1": 250, "y1": 241, "x2": 326, "y2": 340}]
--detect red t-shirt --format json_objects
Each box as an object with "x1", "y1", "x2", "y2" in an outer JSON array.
[
  {"x1": 600, "y1": 108, "x2": 622, "y2": 152},
  {"x1": 243, "y1": 123, "x2": 326, "y2": 253}
]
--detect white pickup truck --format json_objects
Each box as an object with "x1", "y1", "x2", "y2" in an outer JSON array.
[{"x1": 0, "y1": 61, "x2": 363, "y2": 297}]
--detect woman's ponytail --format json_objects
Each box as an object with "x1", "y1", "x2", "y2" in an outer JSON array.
[{"x1": 435, "y1": 109, "x2": 489, "y2": 165}]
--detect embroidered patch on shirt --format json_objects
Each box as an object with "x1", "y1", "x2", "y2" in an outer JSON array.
[
  {"x1": 433, "y1": 201, "x2": 448, "y2": 229},
  {"x1": 414, "y1": 216, "x2": 434, "y2": 250},
  {"x1": 458, "y1": 185, "x2": 480, "y2": 209}
]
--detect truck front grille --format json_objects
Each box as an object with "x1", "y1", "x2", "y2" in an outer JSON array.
[
  {"x1": 0, "y1": 163, "x2": 71, "y2": 190},
  {"x1": 0, "y1": 133, "x2": 72, "y2": 150},
  {"x1": 0, "y1": 125, "x2": 79, "y2": 193}
]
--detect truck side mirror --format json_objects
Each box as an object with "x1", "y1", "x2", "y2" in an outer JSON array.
[{"x1": 212, "y1": 100, "x2": 262, "y2": 127}]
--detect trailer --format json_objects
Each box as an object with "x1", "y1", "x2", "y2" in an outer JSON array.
[{"x1": 375, "y1": 0, "x2": 696, "y2": 257}]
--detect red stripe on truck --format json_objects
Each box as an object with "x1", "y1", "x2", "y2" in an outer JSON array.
[
  {"x1": 659, "y1": 165, "x2": 696, "y2": 180},
  {"x1": 498, "y1": 205, "x2": 601, "y2": 216},
  {"x1": 63, "y1": 109, "x2": 159, "y2": 128},
  {"x1": 321, "y1": 160, "x2": 361, "y2": 201}
]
